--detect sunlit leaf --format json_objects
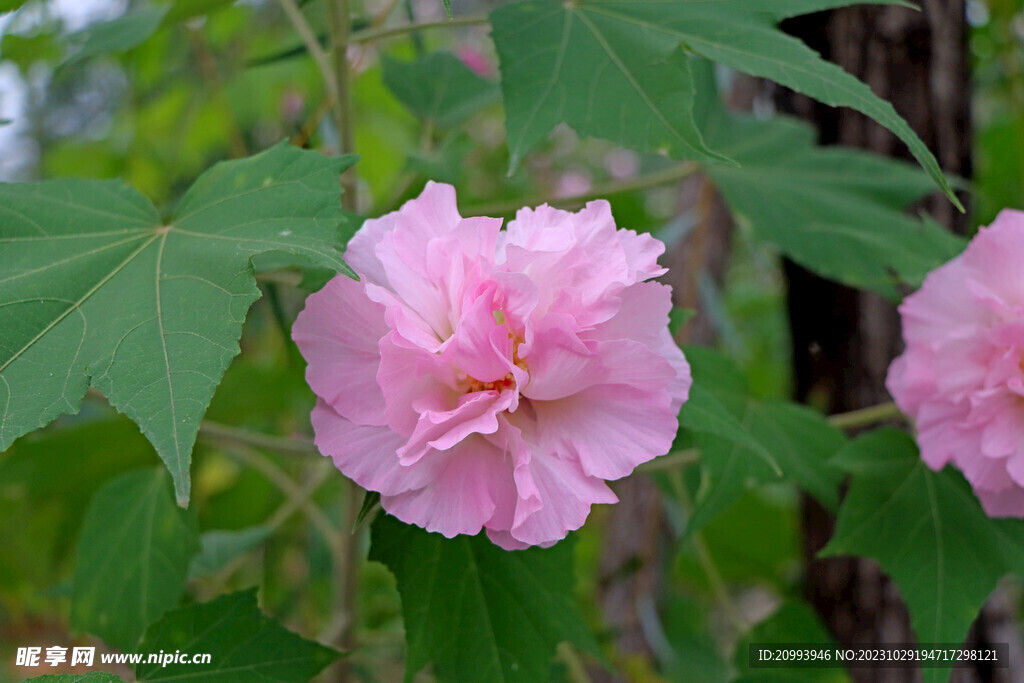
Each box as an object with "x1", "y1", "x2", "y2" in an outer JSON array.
[{"x1": 0, "y1": 143, "x2": 357, "y2": 504}]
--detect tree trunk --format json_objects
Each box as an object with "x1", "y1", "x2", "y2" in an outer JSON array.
[{"x1": 776, "y1": 3, "x2": 1022, "y2": 681}]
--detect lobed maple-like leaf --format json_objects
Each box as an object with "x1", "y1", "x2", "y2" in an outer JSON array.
[{"x1": 0, "y1": 143, "x2": 356, "y2": 504}]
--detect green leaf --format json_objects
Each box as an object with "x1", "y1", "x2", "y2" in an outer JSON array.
[
  {"x1": 678, "y1": 347, "x2": 844, "y2": 534},
  {"x1": 71, "y1": 468, "x2": 200, "y2": 651},
  {"x1": 706, "y1": 119, "x2": 964, "y2": 298},
  {"x1": 1, "y1": 32, "x2": 62, "y2": 71},
  {"x1": 187, "y1": 525, "x2": 272, "y2": 579},
  {"x1": 442, "y1": 0, "x2": 452, "y2": 19},
  {"x1": 690, "y1": 61, "x2": 964, "y2": 298},
  {"x1": 23, "y1": 675, "x2": 126, "y2": 683},
  {"x1": 680, "y1": 384, "x2": 780, "y2": 476},
  {"x1": 490, "y1": 1, "x2": 730, "y2": 172},
  {"x1": 135, "y1": 589, "x2": 340, "y2": 681},
  {"x1": 369, "y1": 514, "x2": 600, "y2": 682},
  {"x1": 381, "y1": 53, "x2": 500, "y2": 128},
  {"x1": 65, "y1": 6, "x2": 170, "y2": 65},
  {"x1": 0, "y1": 143, "x2": 356, "y2": 504},
  {"x1": 0, "y1": 0, "x2": 29, "y2": 12},
  {"x1": 354, "y1": 490, "x2": 381, "y2": 532},
  {"x1": 492, "y1": 0, "x2": 958, "y2": 206},
  {"x1": 822, "y1": 429, "x2": 1024, "y2": 682}
]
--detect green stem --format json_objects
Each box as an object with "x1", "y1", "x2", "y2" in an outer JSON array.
[
  {"x1": 199, "y1": 420, "x2": 318, "y2": 456},
  {"x1": 278, "y1": 0, "x2": 339, "y2": 107},
  {"x1": 327, "y1": 0, "x2": 357, "y2": 211},
  {"x1": 350, "y1": 14, "x2": 489, "y2": 45},
  {"x1": 827, "y1": 400, "x2": 903, "y2": 430},
  {"x1": 463, "y1": 162, "x2": 700, "y2": 216},
  {"x1": 669, "y1": 470, "x2": 748, "y2": 632},
  {"x1": 219, "y1": 442, "x2": 342, "y2": 561},
  {"x1": 636, "y1": 448, "x2": 699, "y2": 474},
  {"x1": 206, "y1": 460, "x2": 335, "y2": 594}
]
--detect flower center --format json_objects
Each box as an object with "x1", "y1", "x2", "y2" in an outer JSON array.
[{"x1": 464, "y1": 372, "x2": 516, "y2": 394}]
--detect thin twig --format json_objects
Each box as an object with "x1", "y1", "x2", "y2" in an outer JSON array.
[
  {"x1": 636, "y1": 448, "x2": 699, "y2": 474},
  {"x1": 327, "y1": 0, "x2": 357, "y2": 210},
  {"x1": 278, "y1": 0, "x2": 339, "y2": 106},
  {"x1": 199, "y1": 420, "x2": 318, "y2": 456},
  {"x1": 463, "y1": 163, "x2": 700, "y2": 216},
  {"x1": 350, "y1": 14, "x2": 489, "y2": 45},
  {"x1": 827, "y1": 400, "x2": 903, "y2": 430},
  {"x1": 206, "y1": 460, "x2": 335, "y2": 593},
  {"x1": 669, "y1": 470, "x2": 748, "y2": 632},
  {"x1": 219, "y1": 441, "x2": 343, "y2": 559},
  {"x1": 185, "y1": 27, "x2": 247, "y2": 158}
]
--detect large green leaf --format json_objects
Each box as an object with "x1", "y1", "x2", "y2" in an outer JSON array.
[
  {"x1": 822, "y1": 429, "x2": 1024, "y2": 683},
  {"x1": 702, "y1": 106, "x2": 965, "y2": 299},
  {"x1": 678, "y1": 347, "x2": 845, "y2": 535},
  {"x1": 491, "y1": 0, "x2": 959, "y2": 206},
  {"x1": 490, "y1": 0, "x2": 730, "y2": 171},
  {"x1": 369, "y1": 514, "x2": 600, "y2": 682},
  {"x1": 135, "y1": 589, "x2": 339, "y2": 681},
  {"x1": 381, "y1": 53, "x2": 500, "y2": 128},
  {"x1": 71, "y1": 469, "x2": 199, "y2": 651},
  {"x1": 0, "y1": 143, "x2": 356, "y2": 503}
]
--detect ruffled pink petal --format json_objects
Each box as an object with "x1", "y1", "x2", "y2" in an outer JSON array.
[
  {"x1": 616, "y1": 226, "x2": 667, "y2": 281},
  {"x1": 377, "y1": 331, "x2": 458, "y2": 437},
  {"x1": 533, "y1": 383, "x2": 676, "y2": 480},
  {"x1": 508, "y1": 453, "x2": 617, "y2": 547},
  {"x1": 445, "y1": 281, "x2": 516, "y2": 383},
  {"x1": 311, "y1": 400, "x2": 436, "y2": 495},
  {"x1": 397, "y1": 389, "x2": 515, "y2": 464},
  {"x1": 292, "y1": 275, "x2": 388, "y2": 426},
  {"x1": 381, "y1": 436, "x2": 511, "y2": 538}
]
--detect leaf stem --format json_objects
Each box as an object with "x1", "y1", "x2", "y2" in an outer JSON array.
[
  {"x1": 827, "y1": 400, "x2": 903, "y2": 430},
  {"x1": 350, "y1": 14, "x2": 489, "y2": 45},
  {"x1": 463, "y1": 162, "x2": 700, "y2": 216},
  {"x1": 327, "y1": 0, "x2": 357, "y2": 211},
  {"x1": 218, "y1": 441, "x2": 343, "y2": 561},
  {"x1": 199, "y1": 420, "x2": 318, "y2": 456},
  {"x1": 277, "y1": 0, "x2": 339, "y2": 107},
  {"x1": 636, "y1": 448, "x2": 699, "y2": 474},
  {"x1": 668, "y1": 470, "x2": 748, "y2": 632}
]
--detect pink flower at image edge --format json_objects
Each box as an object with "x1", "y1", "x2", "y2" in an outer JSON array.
[
  {"x1": 292, "y1": 182, "x2": 691, "y2": 549},
  {"x1": 887, "y1": 209, "x2": 1024, "y2": 516}
]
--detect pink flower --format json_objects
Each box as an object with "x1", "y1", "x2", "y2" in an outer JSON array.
[
  {"x1": 887, "y1": 209, "x2": 1024, "y2": 516},
  {"x1": 293, "y1": 182, "x2": 691, "y2": 548}
]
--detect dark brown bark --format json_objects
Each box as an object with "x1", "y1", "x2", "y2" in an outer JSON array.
[{"x1": 777, "y1": 3, "x2": 1021, "y2": 682}]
